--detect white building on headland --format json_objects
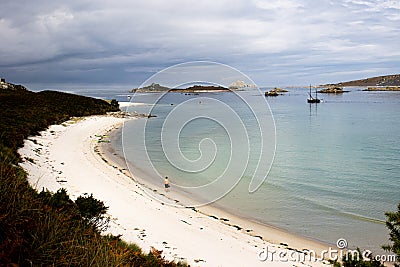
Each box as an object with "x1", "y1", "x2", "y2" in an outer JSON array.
[{"x1": 0, "y1": 78, "x2": 9, "y2": 89}]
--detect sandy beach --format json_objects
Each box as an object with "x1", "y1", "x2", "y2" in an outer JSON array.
[{"x1": 19, "y1": 114, "x2": 333, "y2": 267}]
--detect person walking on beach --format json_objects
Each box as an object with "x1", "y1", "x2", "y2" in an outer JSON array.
[{"x1": 164, "y1": 176, "x2": 170, "y2": 192}]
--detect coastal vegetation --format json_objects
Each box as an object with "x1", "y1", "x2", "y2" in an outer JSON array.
[
  {"x1": 383, "y1": 203, "x2": 400, "y2": 267},
  {"x1": 0, "y1": 85, "x2": 186, "y2": 266},
  {"x1": 331, "y1": 248, "x2": 385, "y2": 267},
  {"x1": 330, "y1": 204, "x2": 400, "y2": 267}
]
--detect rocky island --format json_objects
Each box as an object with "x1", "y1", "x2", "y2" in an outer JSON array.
[
  {"x1": 228, "y1": 80, "x2": 256, "y2": 89},
  {"x1": 317, "y1": 86, "x2": 349, "y2": 94},
  {"x1": 131, "y1": 83, "x2": 170, "y2": 93},
  {"x1": 265, "y1": 87, "x2": 288, "y2": 96},
  {"x1": 363, "y1": 86, "x2": 400, "y2": 91},
  {"x1": 131, "y1": 83, "x2": 232, "y2": 93},
  {"x1": 172, "y1": 85, "x2": 230, "y2": 93}
]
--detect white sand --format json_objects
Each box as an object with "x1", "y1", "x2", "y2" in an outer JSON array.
[{"x1": 19, "y1": 115, "x2": 332, "y2": 267}]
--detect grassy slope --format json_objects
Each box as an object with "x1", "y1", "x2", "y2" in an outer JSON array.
[
  {"x1": 0, "y1": 88, "x2": 185, "y2": 266},
  {"x1": 331, "y1": 74, "x2": 400, "y2": 87}
]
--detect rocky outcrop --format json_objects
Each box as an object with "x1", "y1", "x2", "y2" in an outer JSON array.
[
  {"x1": 229, "y1": 80, "x2": 255, "y2": 89},
  {"x1": 318, "y1": 86, "x2": 349, "y2": 94},
  {"x1": 265, "y1": 87, "x2": 288, "y2": 96},
  {"x1": 270, "y1": 87, "x2": 288, "y2": 93},
  {"x1": 265, "y1": 91, "x2": 278, "y2": 96}
]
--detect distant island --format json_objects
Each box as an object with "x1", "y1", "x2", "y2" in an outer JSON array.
[
  {"x1": 228, "y1": 80, "x2": 256, "y2": 89},
  {"x1": 363, "y1": 86, "x2": 400, "y2": 91},
  {"x1": 131, "y1": 83, "x2": 170, "y2": 92},
  {"x1": 130, "y1": 80, "x2": 257, "y2": 93},
  {"x1": 325, "y1": 74, "x2": 400, "y2": 87},
  {"x1": 131, "y1": 83, "x2": 232, "y2": 93},
  {"x1": 172, "y1": 85, "x2": 230, "y2": 92}
]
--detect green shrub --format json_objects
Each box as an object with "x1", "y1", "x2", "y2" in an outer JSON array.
[
  {"x1": 75, "y1": 193, "x2": 110, "y2": 231},
  {"x1": 75, "y1": 193, "x2": 108, "y2": 220},
  {"x1": 383, "y1": 203, "x2": 400, "y2": 267},
  {"x1": 110, "y1": 99, "x2": 120, "y2": 110}
]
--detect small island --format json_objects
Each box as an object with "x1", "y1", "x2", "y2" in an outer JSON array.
[
  {"x1": 317, "y1": 86, "x2": 349, "y2": 94},
  {"x1": 265, "y1": 87, "x2": 288, "y2": 97},
  {"x1": 363, "y1": 86, "x2": 400, "y2": 91},
  {"x1": 171, "y1": 85, "x2": 230, "y2": 93},
  {"x1": 131, "y1": 83, "x2": 232, "y2": 93},
  {"x1": 131, "y1": 83, "x2": 170, "y2": 93}
]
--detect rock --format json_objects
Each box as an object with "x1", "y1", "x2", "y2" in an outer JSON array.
[
  {"x1": 229, "y1": 80, "x2": 255, "y2": 89},
  {"x1": 265, "y1": 91, "x2": 279, "y2": 96},
  {"x1": 318, "y1": 86, "x2": 349, "y2": 94},
  {"x1": 265, "y1": 87, "x2": 287, "y2": 96},
  {"x1": 270, "y1": 87, "x2": 288, "y2": 93}
]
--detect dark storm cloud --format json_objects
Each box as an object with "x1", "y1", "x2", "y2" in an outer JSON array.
[{"x1": 0, "y1": 0, "x2": 399, "y2": 88}]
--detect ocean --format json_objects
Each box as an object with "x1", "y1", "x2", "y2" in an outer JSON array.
[{"x1": 69, "y1": 86, "x2": 400, "y2": 254}]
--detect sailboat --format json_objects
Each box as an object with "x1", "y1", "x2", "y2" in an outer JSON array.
[{"x1": 307, "y1": 85, "x2": 321, "y2": 103}]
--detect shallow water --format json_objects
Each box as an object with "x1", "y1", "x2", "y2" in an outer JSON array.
[{"x1": 76, "y1": 87, "x2": 400, "y2": 253}]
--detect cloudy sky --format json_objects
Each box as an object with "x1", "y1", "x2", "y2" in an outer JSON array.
[{"x1": 0, "y1": 0, "x2": 399, "y2": 89}]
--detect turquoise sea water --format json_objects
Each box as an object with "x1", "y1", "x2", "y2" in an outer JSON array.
[{"x1": 75, "y1": 87, "x2": 400, "y2": 253}]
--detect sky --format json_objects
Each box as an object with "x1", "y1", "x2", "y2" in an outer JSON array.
[{"x1": 0, "y1": 0, "x2": 399, "y2": 89}]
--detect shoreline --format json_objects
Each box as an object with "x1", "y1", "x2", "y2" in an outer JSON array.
[
  {"x1": 19, "y1": 114, "x2": 332, "y2": 266},
  {"x1": 102, "y1": 124, "x2": 332, "y2": 251}
]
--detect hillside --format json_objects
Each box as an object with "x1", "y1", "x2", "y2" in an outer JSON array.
[
  {"x1": 0, "y1": 85, "x2": 186, "y2": 266},
  {"x1": 330, "y1": 74, "x2": 400, "y2": 86}
]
